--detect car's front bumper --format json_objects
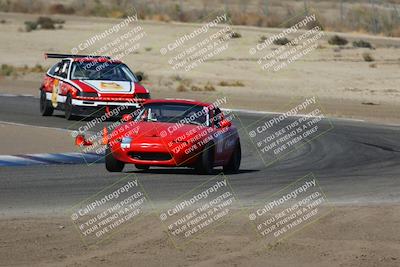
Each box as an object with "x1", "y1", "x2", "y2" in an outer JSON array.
[{"x1": 111, "y1": 141, "x2": 198, "y2": 167}]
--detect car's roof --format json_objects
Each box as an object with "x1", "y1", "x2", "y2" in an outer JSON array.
[{"x1": 144, "y1": 99, "x2": 212, "y2": 107}]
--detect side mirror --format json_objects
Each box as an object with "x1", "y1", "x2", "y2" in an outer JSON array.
[
  {"x1": 136, "y1": 74, "x2": 143, "y2": 82},
  {"x1": 75, "y1": 135, "x2": 93, "y2": 147},
  {"x1": 122, "y1": 114, "x2": 133, "y2": 122},
  {"x1": 219, "y1": 119, "x2": 232, "y2": 128}
]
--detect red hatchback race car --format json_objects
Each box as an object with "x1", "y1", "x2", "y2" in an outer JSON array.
[
  {"x1": 78, "y1": 99, "x2": 241, "y2": 174},
  {"x1": 40, "y1": 53, "x2": 150, "y2": 120}
]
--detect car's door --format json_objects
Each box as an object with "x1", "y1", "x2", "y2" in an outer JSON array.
[{"x1": 51, "y1": 60, "x2": 71, "y2": 107}]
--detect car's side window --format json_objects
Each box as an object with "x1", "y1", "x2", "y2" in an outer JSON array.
[
  {"x1": 48, "y1": 62, "x2": 61, "y2": 76},
  {"x1": 58, "y1": 61, "x2": 70, "y2": 79},
  {"x1": 214, "y1": 108, "x2": 224, "y2": 128}
]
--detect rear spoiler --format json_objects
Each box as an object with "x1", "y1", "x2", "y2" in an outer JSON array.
[{"x1": 44, "y1": 53, "x2": 111, "y2": 60}]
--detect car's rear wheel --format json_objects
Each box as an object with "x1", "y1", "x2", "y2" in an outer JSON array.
[
  {"x1": 135, "y1": 165, "x2": 150, "y2": 170},
  {"x1": 223, "y1": 141, "x2": 241, "y2": 174},
  {"x1": 195, "y1": 142, "x2": 215, "y2": 175},
  {"x1": 65, "y1": 93, "x2": 77, "y2": 120},
  {"x1": 39, "y1": 89, "x2": 54, "y2": 116},
  {"x1": 105, "y1": 146, "x2": 125, "y2": 172}
]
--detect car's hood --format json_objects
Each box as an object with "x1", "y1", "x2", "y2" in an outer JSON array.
[
  {"x1": 114, "y1": 121, "x2": 209, "y2": 141},
  {"x1": 79, "y1": 80, "x2": 134, "y2": 93}
]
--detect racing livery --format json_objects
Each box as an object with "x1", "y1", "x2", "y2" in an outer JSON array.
[
  {"x1": 40, "y1": 53, "x2": 150, "y2": 120},
  {"x1": 77, "y1": 99, "x2": 241, "y2": 174}
]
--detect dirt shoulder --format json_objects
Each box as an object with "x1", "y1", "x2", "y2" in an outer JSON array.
[{"x1": 1, "y1": 205, "x2": 399, "y2": 267}]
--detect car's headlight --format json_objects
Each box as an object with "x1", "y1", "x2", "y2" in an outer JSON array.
[{"x1": 120, "y1": 137, "x2": 132, "y2": 149}]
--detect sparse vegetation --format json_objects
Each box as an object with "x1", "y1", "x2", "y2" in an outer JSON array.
[
  {"x1": 0, "y1": 64, "x2": 46, "y2": 77},
  {"x1": 362, "y1": 52, "x2": 375, "y2": 62},
  {"x1": 1, "y1": 1, "x2": 400, "y2": 36},
  {"x1": 328, "y1": 35, "x2": 348, "y2": 46},
  {"x1": 144, "y1": 47, "x2": 152, "y2": 52},
  {"x1": 0, "y1": 19, "x2": 6, "y2": 24},
  {"x1": 218, "y1": 81, "x2": 244, "y2": 87},
  {"x1": 24, "y1": 16, "x2": 65, "y2": 32},
  {"x1": 0, "y1": 64, "x2": 17, "y2": 76},
  {"x1": 353, "y1": 40, "x2": 373, "y2": 49}
]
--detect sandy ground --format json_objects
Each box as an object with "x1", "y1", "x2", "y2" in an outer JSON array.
[
  {"x1": 0, "y1": 122, "x2": 75, "y2": 154},
  {"x1": 0, "y1": 205, "x2": 399, "y2": 267},
  {"x1": 0, "y1": 12, "x2": 399, "y2": 124}
]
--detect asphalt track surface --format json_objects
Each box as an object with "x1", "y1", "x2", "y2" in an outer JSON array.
[{"x1": 0, "y1": 95, "x2": 400, "y2": 215}]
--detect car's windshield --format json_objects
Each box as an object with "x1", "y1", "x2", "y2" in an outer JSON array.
[
  {"x1": 135, "y1": 103, "x2": 209, "y2": 126},
  {"x1": 70, "y1": 62, "x2": 137, "y2": 82}
]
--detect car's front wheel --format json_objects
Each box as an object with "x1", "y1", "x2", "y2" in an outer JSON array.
[
  {"x1": 64, "y1": 93, "x2": 77, "y2": 120},
  {"x1": 223, "y1": 141, "x2": 241, "y2": 174},
  {"x1": 39, "y1": 89, "x2": 54, "y2": 116},
  {"x1": 105, "y1": 146, "x2": 125, "y2": 172}
]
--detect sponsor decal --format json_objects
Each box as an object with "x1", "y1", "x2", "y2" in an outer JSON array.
[
  {"x1": 100, "y1": 82, "x2": 123, "y2": 90},
  {"x1": 51, "y1": 80, "x2": 60, "y2": 108}
]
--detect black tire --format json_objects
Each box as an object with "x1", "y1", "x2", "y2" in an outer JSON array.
[
  {"x1": 135, "y1": 165, "x2": 150, "y2": 170},
  {"x1": 39, "y1": 89, "x2": 54, "y2": 116},
  {"x1": 223, "y1": 141, "x2": 241, "y2": 174},
  {"x1": 105, "y1": 146, "x2": 125, "y2": 172},
  {"x1": 64, "y1": 93, "x2": 77, "y2": 120},
  {"x1": 195, "y1": 142, "x2": 215, "y2": 175}
]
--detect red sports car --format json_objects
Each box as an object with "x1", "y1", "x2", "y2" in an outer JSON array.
[
  {"x1": 96, "y1": 99, "x2": 241, "y2": 174},
  {"x1": 40, "y1": 53, "x2": 150, "y2": 120}
]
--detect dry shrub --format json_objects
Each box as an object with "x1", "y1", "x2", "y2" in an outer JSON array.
[
  {"x1": 273, "y1": 37, "x2": 290, "y2": 46},
  {"x1": 177, "y1": 83, "x2": 188, "y2": 92},
  {"x1": 227, "y1": 30, "x2": 241, "y2": 39},
  {"x1": 191, "y1": 85, "x2": 202, "y2": 91},
  {"x1": 362, "y1": 52, "x2": 374, "y2": 62},
  {"x1": 353, "y1": 40, "x2": 373, "y2": 49},
  {"x1": 0, "y1": 64, "x2": 17, "y2": 76},
  {"x1": 328, "y1": 35, "x2": 348, "y2": 46},
  {"x1": 218, "y1": 81, "x2": 244, "y2": 87},
  {"x1": 204, "y1": 82, "x2": 215, "y2": 91},
  {"x1": 37, "y1": 16, "x2": 56, "y2": 29}
]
